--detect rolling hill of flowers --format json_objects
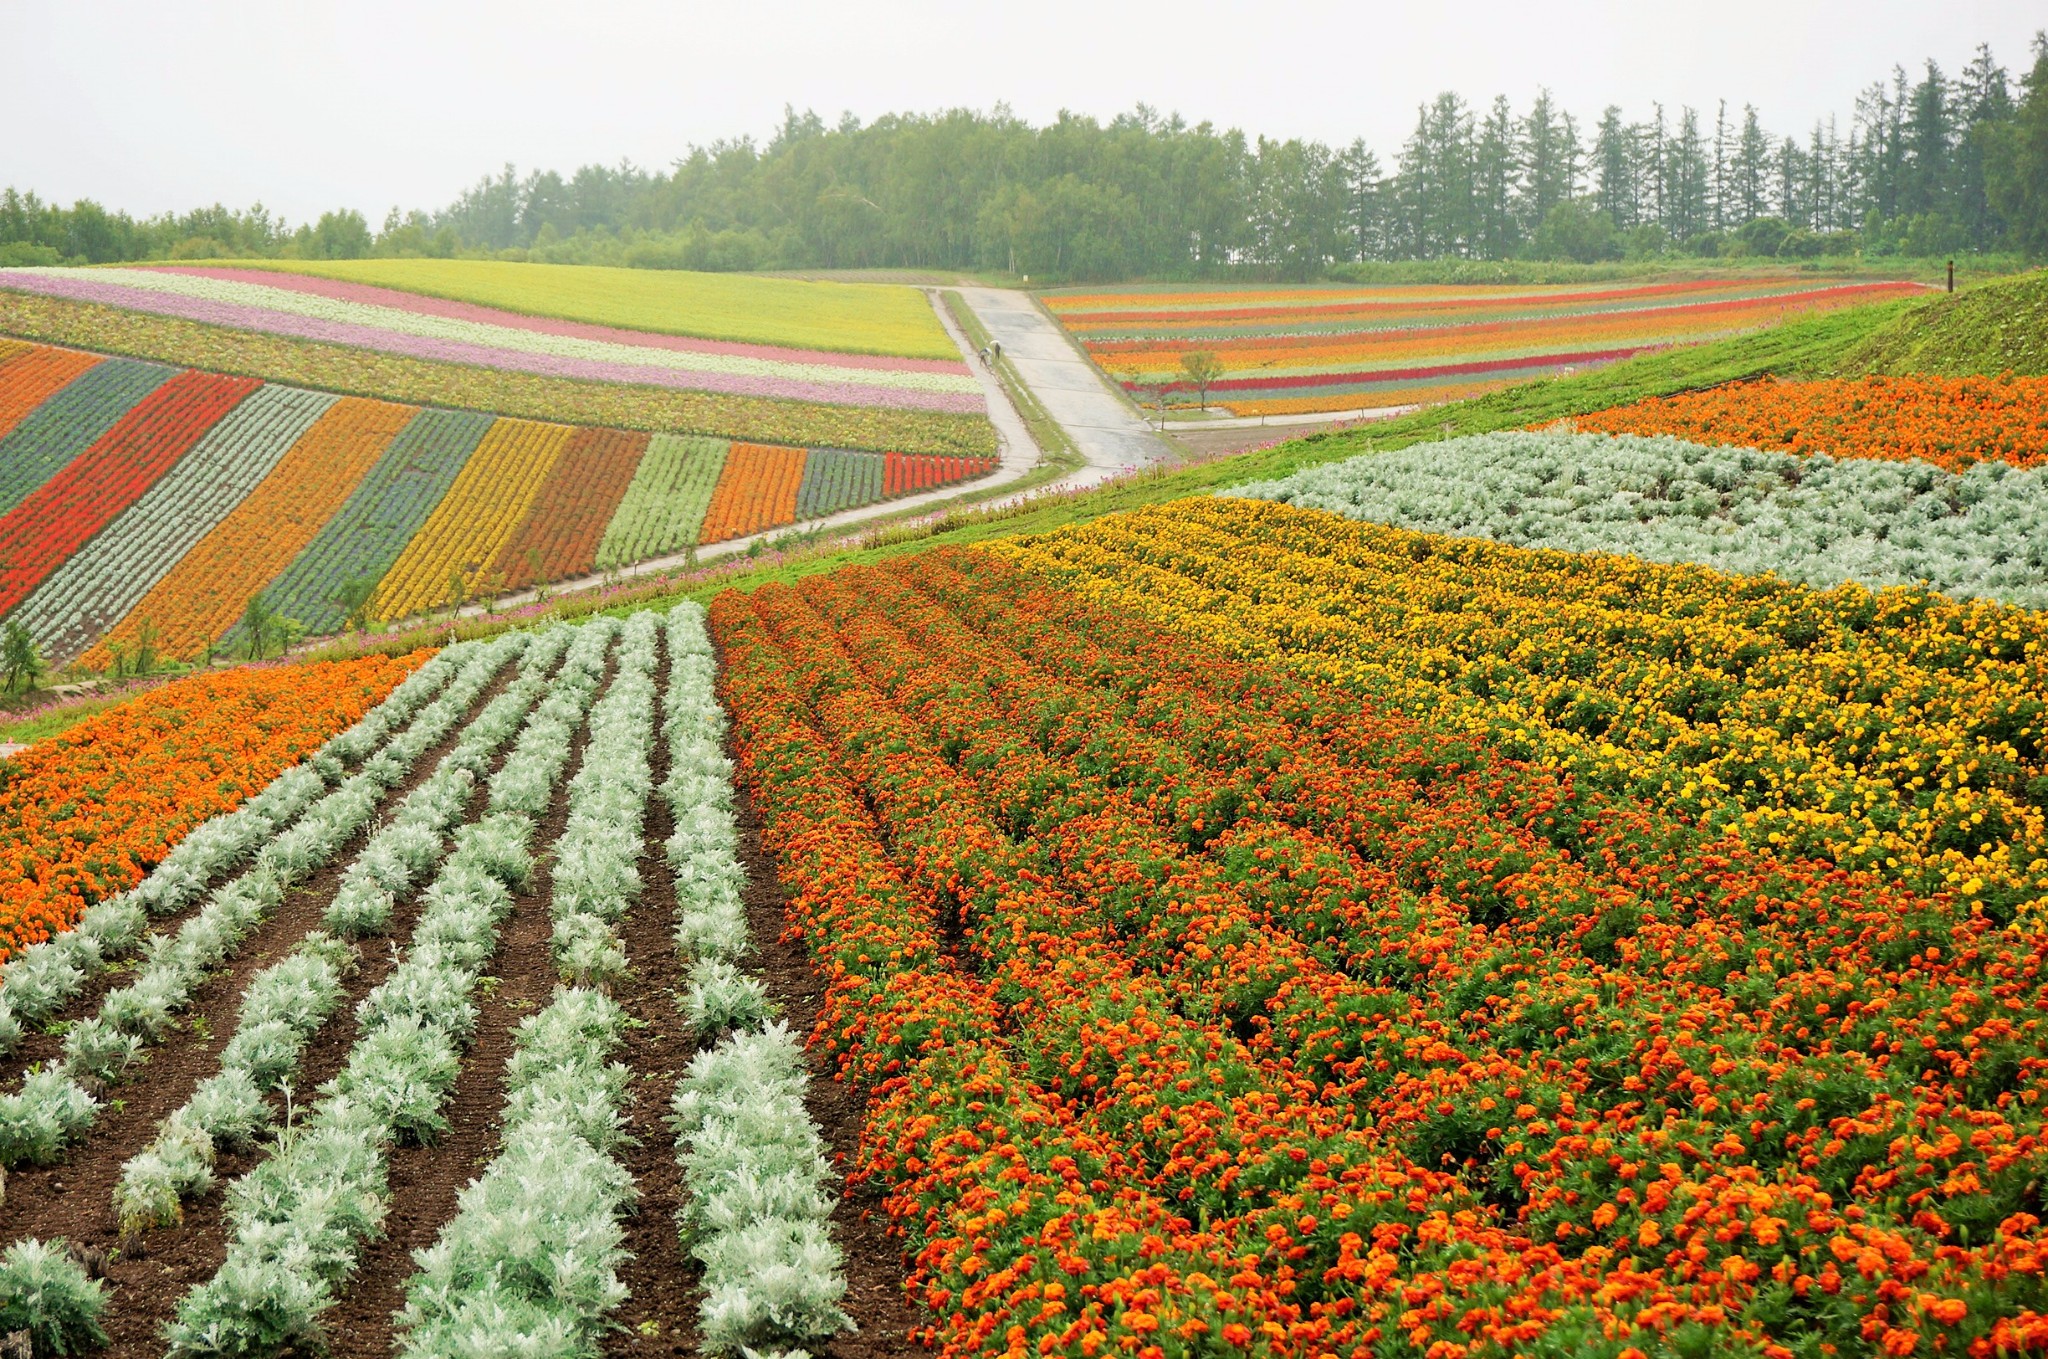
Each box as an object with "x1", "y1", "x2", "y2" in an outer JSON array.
[
  {"x1": 0, "y1": 340, "x2": 996, "y2": 665},
  {"x1": 1047, "y1": 276, "x2": 1926, "y2": 415}
]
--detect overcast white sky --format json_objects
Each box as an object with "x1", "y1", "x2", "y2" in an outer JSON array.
[{"x1": 7, "y1": 1, "x2": 2044, "y2": 226}]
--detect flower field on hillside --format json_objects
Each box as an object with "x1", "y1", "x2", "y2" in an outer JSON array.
[
  {"x1": 995, "y1": 498, "x2": 2048, "y2": 912},
  {"x1": 1046, "y1": 277, "x2": 1924, "y2": 415},
  {"x1": 0, "y1": 288, "x2": 999, "y2": 456},
  {"x1": 1572, "y1": 374, "x2": 2048, "y2": 471},
  {"x1": 0, "y1": 267, "x2": 983, "y2": 412},
  {"x1": 1232, "y1": 429, "x2": 2048, "y2": 605},
  {"x1": 0, "y1": 651, "x2": 424, "y2": 962},
  {"x1": 0, "y1": 341, "x2": 997, "y2": 663},
  {"x1": 712, "y1": 542, "x2": 2048, "y2": 1359}
]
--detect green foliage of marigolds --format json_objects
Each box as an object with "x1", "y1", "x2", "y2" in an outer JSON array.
[
  {"x1": 0, "y1": 291, "x2": 998, "y2": 456},
  {"x1": 0, "y1": 1239, "x2": 109, "y2": 1357},
  {"x1": 1841, "y1": 267, "x2": 2048, "y2": 375}
]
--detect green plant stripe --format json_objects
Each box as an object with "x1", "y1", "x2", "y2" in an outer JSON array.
[
  {"x1": 0, "y1": 357, "x2": 178, "y2": 515},
  {"x1": 594, "y1": 433, "x2": 728, "y2": 569},
  {"x1": 247, "y1": 407, "x2": 495, "y2": 638},
  {"x1": 795, "y1": 448, "x2": 885, "y2": 519}
]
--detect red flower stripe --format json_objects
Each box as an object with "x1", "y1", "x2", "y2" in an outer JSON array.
[{"x1": 0, "y1": 368, "x2": 259, "y2": 615}]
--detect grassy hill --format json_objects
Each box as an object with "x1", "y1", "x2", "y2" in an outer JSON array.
[{"x1": 1841, "y1": 268, "x2": 2048, "y2": 376}]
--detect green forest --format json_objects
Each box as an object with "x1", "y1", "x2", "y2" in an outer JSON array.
[{"x1": 6, "y1": 35, "x2": 2045, "y2": 280}]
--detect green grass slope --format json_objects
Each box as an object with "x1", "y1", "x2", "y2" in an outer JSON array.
[{"x1": 1840, "y1": 268, "x2": 2048, "y2": 375}]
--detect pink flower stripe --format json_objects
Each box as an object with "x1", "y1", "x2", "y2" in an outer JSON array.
[
  {"x1": 146, "y1": 266, "x2": 969, "y2": 375},
  {"x1": 0, "y1": 273, "x2": 983, "y2": 414}
]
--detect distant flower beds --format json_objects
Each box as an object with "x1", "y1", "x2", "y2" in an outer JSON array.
[
  {"x1": 0, "y1": 341, "x2": 998, "y2": 663},
  {"x1": 0, "y1": 289, "x2": 997, "y2": 456},
  {"x1": 1045, "y1": 276, "x2": 1925, "y2": 415},
  {"x1": 0, "y1": 267, "x2": 985, "y2": 413},
  {"x1": 1572, "y1": 374, "x2": 2048, "y2": 472},
  {"x1": 1230, "y1": 429, "x2": 2048, "y2": 606}
]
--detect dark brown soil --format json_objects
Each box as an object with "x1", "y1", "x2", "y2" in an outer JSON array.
[
  {"x1": 0, "y1": 661, "x2": 518, "y2": 1357},
  {"x1": 323, "y1": 647, "x2": 619, "y2": 1357},
  {"x1": 609, "y1": 632, "x2": 703, "y2": 1358},
  {"x1": 723, "y1": 725, "x2": 928, "y2": 1359}
]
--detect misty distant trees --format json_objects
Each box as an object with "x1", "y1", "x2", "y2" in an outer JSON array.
[{"x1": 5, "y1": 34, "x2": 2045, "y2": 279}]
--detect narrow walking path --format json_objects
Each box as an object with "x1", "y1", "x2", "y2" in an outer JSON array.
[{"x1": 952, "y1": 286, "x2": 1175, "y2": 476}]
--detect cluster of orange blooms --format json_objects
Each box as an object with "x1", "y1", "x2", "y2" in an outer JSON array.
[
  {"x1": 1570, "y1": 374, "x2": 2048, "y2": 473},
  {"x1": 714, "y1": 544, "x2": 2048, "y2": 1358},
  {"x1": 0, "y1": 650, "x2": 426, "y2": 963}
]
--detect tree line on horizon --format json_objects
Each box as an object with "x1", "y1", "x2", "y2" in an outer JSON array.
[{"x1": 4, "y1": 35, "x2": 2045, "y2": 281}]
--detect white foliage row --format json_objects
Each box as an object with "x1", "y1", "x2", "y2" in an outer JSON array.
[
  {"x1": 115, "y1": 633, "x2": 566, "y2": 1232},
  {"x1": 0, "y1": 643, "x2": 469, "y2": 1054},
  {"x1": 392, "y1": 986, "x2": 635, "y2": 1358},
  {"x1": 1230, "y1": 430, "x2": 2048, "y2": 607},
  {"x1": 661, "y1": 603, "x2": 852, "y2": 1356},
  {"x1": 0, "y1": 639, "x2": 522, "y2": 1170},
  {"x1": 671, "y1": 1024, "x2": 853, "y2": 1356},
  {"x1": 11, "y1": 384, "x2": 340, "y2": 662},
  {"x1": 166, "y1": 619, "x2": 618, "y2": 1358},
  {"x1": 548, "y1": 611, "x2": 660, "y2": 985}
]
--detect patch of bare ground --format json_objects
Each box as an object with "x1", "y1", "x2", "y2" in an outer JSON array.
[
  {"x1": 321, "y1": 646, "x2": 619, "y2": 1358},
  {"x1": 609, "y1": 631, "x2": 702, "y2": 1358},
  {"x1": 0, "y1": 661, "x2": 519, "y2": 1359}
]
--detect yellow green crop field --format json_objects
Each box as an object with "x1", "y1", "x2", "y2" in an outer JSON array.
[{"x1": 212, "y1": 258, "x2": 960, "y2": 359}]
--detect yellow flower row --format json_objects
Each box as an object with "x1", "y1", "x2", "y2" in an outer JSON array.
[
  {"x1": 370, "y1": 417, "x2": 575, "y2": 621},
  {"x1": 991, "y1": 496, "x2": 2048, "y2": 911}
]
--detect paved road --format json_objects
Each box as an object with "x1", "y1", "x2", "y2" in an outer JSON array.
[{"x1": 954, "y1": 287, "x2": 1175, "y2": 473}]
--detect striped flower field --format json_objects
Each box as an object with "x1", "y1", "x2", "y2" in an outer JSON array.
[
  {"x1": 0, "y1": 340, "x2": 997, "y2": 665},
  {"x1": 0, "y1": 267, "x2": 985, "y2": 413},
  {"x1": 1046, "y1": 276, "x2": 1926, "y2": 415}
]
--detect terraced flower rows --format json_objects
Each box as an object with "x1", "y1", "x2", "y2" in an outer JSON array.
[
  {"x1": 0, "y1": 610, "x2": 856, "y2": 1359},
  {"x1": 0, "y1": 341, "x2": 997, "y2": 664},
  {"x1": 711, "y1": 542, "x2": 2048, "y2": 1359},
  {"x1": 1046, "y1": 276, "x2": 1926, "y2": 415},
  {"x1": 0, "y1": 266, "x2": 984, "y2": 412}
]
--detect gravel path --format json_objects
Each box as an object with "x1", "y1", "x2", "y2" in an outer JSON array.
[{"x1": 951, "y1": 286, "x2": 1175, "y2": 475}]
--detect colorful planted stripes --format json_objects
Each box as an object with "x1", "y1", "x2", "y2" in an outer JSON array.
[
  {"x1": 1046, "y1": 276, "x2": 1927, "y2": 416},
  {"x1": 0, "y1": 341, "x2": 1000, "y2": 660},
  {"x1": 253, "y1": 407, "x2": 493, "y2": 637},
  {"x1": 11, "y1": 385, "x2": 337, "y2": 661},
  {"x1": 490, "y1": 426, "x2": 649, "y2": 590},
  {"x1": 0, "y1": 344, "x2": 102, "y2": 444},
  {"x1": 370, "y1": 417, "x2": 578, "y2": 619},
  {"x1": 0, "y1": 356, "x2": 176, "y2": 513},
  {"x1": 0, "y1": 267, "x2": 986, "y2": 414},
  {"x1": 0, "y1": 370, "x2": 258, "y2": 618},
  {"x1": 83, "y1": 396, "x2": 415, "y2": 666}
]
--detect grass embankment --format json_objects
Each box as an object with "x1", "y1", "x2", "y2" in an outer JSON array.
[
  {"x1": 208, "y1": 258, "x2": 962, "y2": 359},
  {"x1": 1843, "y1": 268, "x2": 2048, "y2": 375}
]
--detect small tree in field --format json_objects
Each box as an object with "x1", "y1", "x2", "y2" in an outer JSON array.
[
  {"x1": 333, "y1": 577, "x2": 378, "y2": 634},
  {"x1": 242, "y1": 593, "x2": 281, "y2": 660},
  {"x1": 2, "y1": 622, "x2": 42, "y2": 694},
  {"x1": 1179, "y1": 350, "x2": 1225, "y2": 412}
]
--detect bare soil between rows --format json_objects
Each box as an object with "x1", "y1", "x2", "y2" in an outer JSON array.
[
  {"x1": 0, "y1": 661, "x2": 520, "y2": 1357},
  {"x1": 724, "y1": 716, "x2": 927, "y2": 1359}
]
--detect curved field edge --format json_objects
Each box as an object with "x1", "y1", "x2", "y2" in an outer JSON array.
[
  {"x1": 0, "y1": 291, "x2": 997, "y2": 457},
  {"x1": 555, "y1": 275, "x2": 1957, "y2": 611},
  {"x1": 179, "y1": 258, "x2": 963, "y2": 361}
]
